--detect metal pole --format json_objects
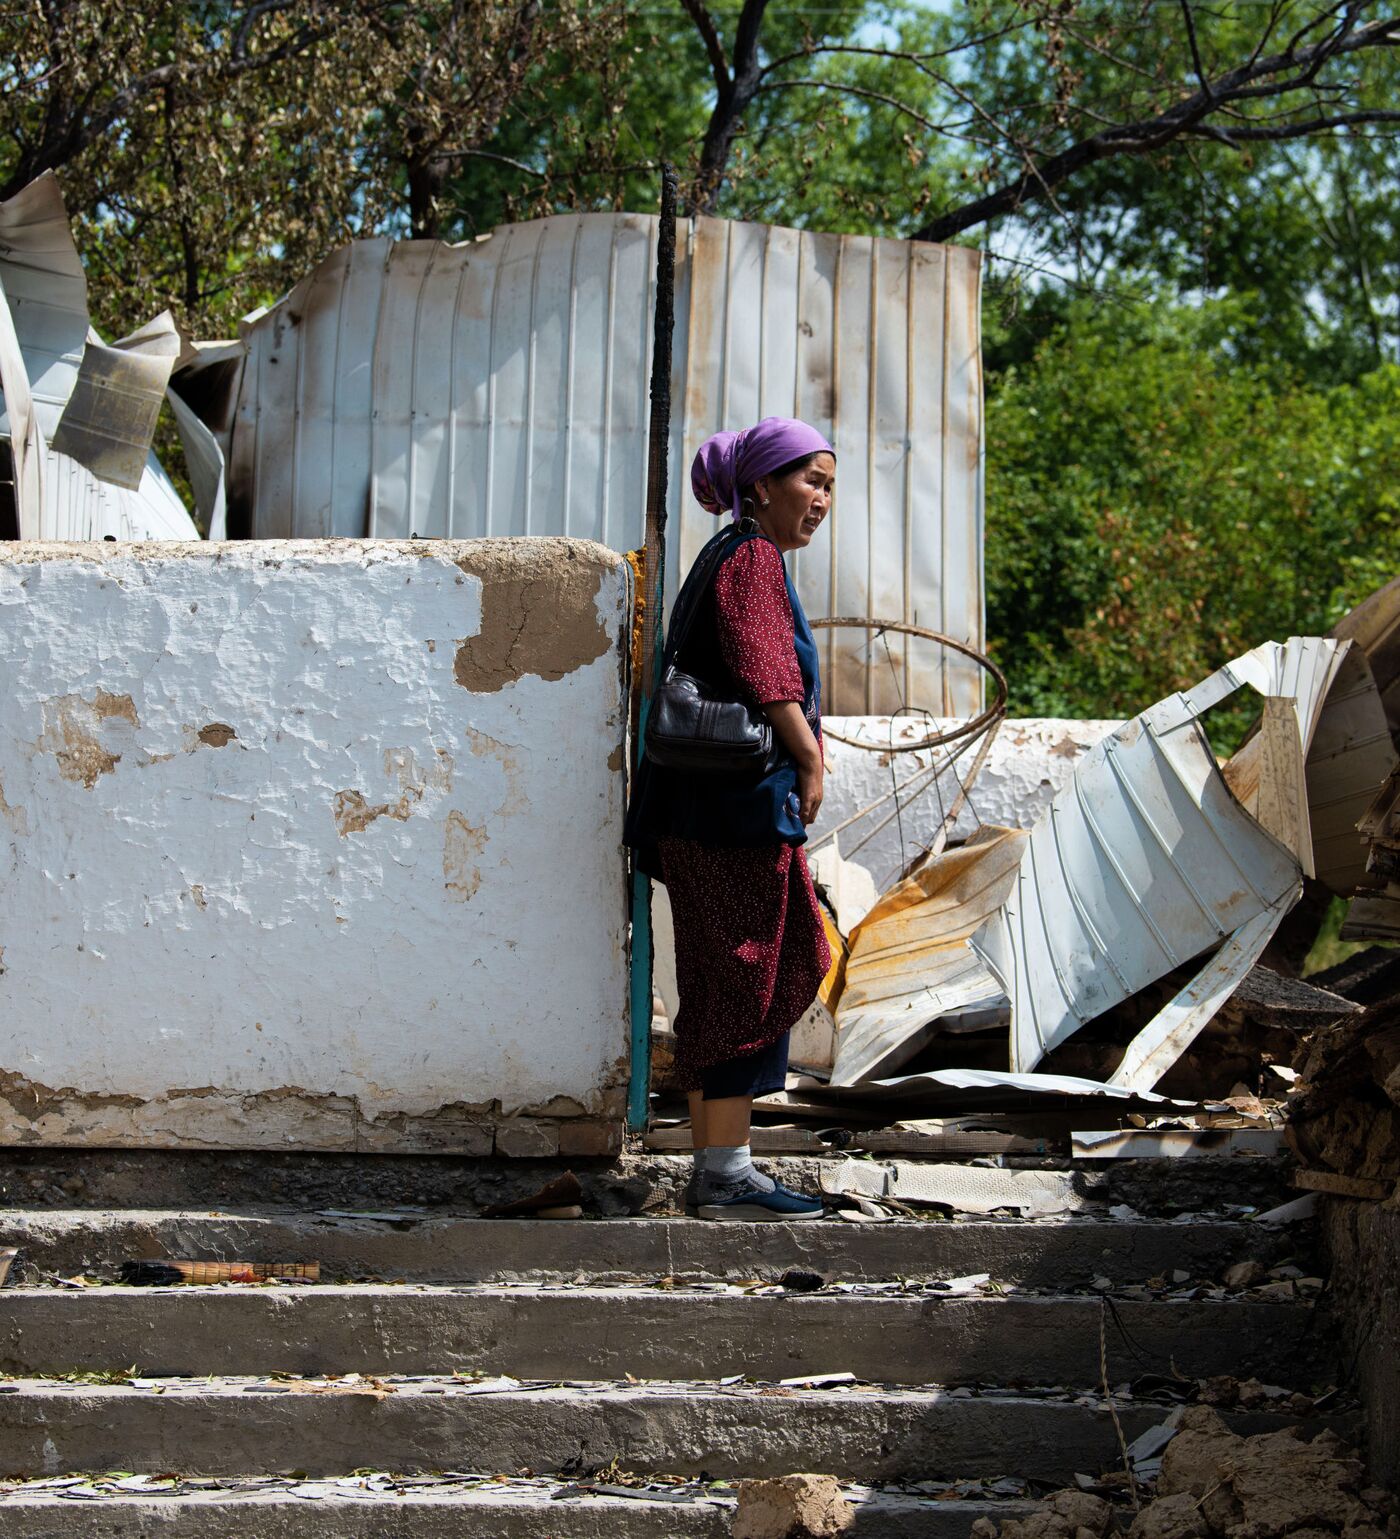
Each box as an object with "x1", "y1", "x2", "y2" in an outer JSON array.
[{"x1": 627, "y1": 164, "x2": 678, "y2": 1133}]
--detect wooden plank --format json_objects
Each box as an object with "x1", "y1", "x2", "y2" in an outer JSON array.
[
  {"x1": 642, "y1": 1125, "x2": 828, "y2": 1154},
  {"x1": 1294, "y1": 1168, "x2": 1394, "y2": 1200}
]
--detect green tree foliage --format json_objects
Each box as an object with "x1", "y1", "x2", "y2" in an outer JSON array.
[
  {"x1": 986, "y1": 296, "x2": 1400, "y2": 721},
  {"x1": 0, "y1": 0, "x2": 622, "y2": 334}
]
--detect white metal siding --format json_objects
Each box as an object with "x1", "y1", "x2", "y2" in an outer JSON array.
[{"x1": 217, "y1": 215, "x2": 984, "y2": 715}]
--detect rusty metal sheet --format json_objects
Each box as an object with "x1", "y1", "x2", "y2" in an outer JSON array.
[
  {"x1": 830, "y1": 824, "x2": 1027, "y2": 1086},
  {"x1": 191, "y1": 215, "x2": 984, "y2": 715},
  {"x1": 0, "y1": 175, "x2": 198, "y2": 539}
]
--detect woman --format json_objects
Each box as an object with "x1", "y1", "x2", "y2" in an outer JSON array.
[{"x1": 626, "y1": 416, "x2": 836, "y2": 1221}]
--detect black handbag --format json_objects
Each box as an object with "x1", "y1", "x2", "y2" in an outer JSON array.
[{"x1": 643, "y1": 523, "x2": 780, "y2": 778}]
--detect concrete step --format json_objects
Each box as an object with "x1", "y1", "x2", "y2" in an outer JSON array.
[
  {"x1": 0, "y1": 1376, "x2": 1344, "y2": 1485},
  {"x1": 0, "y1": 1283, "x2": 1324, "y2": 1387},
  {"x1": 0, "y1": 1478, "x2": 1042, "y2": 1538},
  {"x1": 0, "y1": 1147, "x2": 1298, "y2": 1219},
  {"x1": 0, "y1": 1209, "x2": 1302, "y2": 1287}
]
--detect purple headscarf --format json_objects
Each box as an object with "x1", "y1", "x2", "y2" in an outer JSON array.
[{"x1": 691, "y1": 416, "x2": 834, "y2": 520}]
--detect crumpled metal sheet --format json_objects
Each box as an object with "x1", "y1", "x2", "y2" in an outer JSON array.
[
  {"x1": 971, "y1": 634, "x2": 1395, "y2": 1088},
  {"x1": 0, "y1": 175, "x2": 199, "y2": 538},
  {"x1": 972, "y1": 652, "x2": 1314, "y2": 1075},
  {"x1": 829, "y1": 824, "x2": 1027, "y2": 1087},
  {"x1": 796, "y1": 1066, "x2": 1184, "y2": 1106}
]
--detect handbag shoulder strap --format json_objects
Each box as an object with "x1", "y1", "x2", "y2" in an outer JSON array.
[{"x1": 664, "y1": 519, "x2": 760, "y2": 667}]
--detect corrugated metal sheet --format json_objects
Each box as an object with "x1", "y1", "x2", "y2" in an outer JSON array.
[
  {"x1": 969, "y1": 642, "x2": 1341, "y2": 1075},
  {"x1": 0, "y1": 175, "x2": 199, "y2": 541},
  {"x1": 188, "y1": 214, "x2": 984, "y2": 715}
]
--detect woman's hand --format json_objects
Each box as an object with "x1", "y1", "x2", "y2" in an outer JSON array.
[
  {"x1": 762, "y1": 700, "x2": 825, "y2": 826},
  {"x1": 796, "y1": 757, "x2": 824, "y2": 826}
]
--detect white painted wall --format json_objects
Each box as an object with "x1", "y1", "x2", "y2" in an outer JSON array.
[{"x1": 0, "y1": 539, "x2": 631, "y2": 1151}]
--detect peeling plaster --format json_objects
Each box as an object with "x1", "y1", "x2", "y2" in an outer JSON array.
[
  {"x1": 0, "y1": 779, "x2": 27, "y2": 836},
  {"x1": 443, "y1": 810, "x2": 487, "y2": 901},
  {"x1": 0, "y1": 539, "x2": 631, "y2": 1148},
  {"x1": 334, "y1": 747, "x2": 454, "y2": 836},
  {"x1": 34, "y1": 689, "x2": 139, "y2": 788},
  {"x1": 453, "y1": 541, "x2": 613, "y2": 694}
]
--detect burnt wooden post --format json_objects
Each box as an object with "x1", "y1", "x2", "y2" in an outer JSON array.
[{"x1": 628, "y1": 165, "x2": 678, "y2": 1132}]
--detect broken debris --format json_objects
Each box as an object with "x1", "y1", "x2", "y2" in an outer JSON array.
[
  {"x1": 119, "y1": 1261, "x2": 320, "y2": 1285},
  {"x1": 819, "y1": 1157, "x2": 1091, "y2": 1217},
  {"x1": 482, "y1": 1172, "x2": 585, "y2": 1218},
  {"x1": 731, "y1": 1473, "x2": 854, "y2": 1538},
  {"x1": 972, "y1": 1408, "x2": 1396, "y2": 1539}
]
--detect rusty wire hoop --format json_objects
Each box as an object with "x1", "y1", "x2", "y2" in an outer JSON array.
[{"x1": 810, "y1": 617, "x2": 1008, "y2": 753}]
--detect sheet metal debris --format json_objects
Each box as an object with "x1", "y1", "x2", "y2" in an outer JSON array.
[
  {"x1": 819, "y1": 1156, "x2": 1092, "y2": 1216},
  {"x1": 830, "y1": 825, "x2": 1027, "y2": 1086},
  {"x1": 0, "y1": 175, "x2": 201, "y2": 539},
  {"x1": 1071, "y1": 1128, "x2": 1284, "y2": 1159},
  {"x1": 808, "y1": 627, "x2": 1397, "y2": 1108},
  {"x1": 973, "y1": 640, "x2": 1340, "y2": 1079}
]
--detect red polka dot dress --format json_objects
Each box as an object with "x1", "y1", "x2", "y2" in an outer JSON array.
[{"x1": 655, "y1": 539, "x2": 831, "y2": 1093}]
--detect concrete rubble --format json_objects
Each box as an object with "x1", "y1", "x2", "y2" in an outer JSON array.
[
  {"x1": 973, "y1": 1408, "x2": 1398, "y2": 1539},
  {"x1": 731, "y1": 1473, "x2": 854, "y2": 1538}
]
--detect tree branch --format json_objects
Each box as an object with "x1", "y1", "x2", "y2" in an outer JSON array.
[
  {"x1": 1179, "y1": 0, "x2": 1212, "y2": 100},
  {"x1": 684, "y1": 0, "x2": 772, "y2": 215},
  {"x1": 678, "y1": 0, "x2": 730, "y2": 96},
  {"x1": 913, "y1": 9, "x2": 1400, "y2": 244},
  {"x1": 756, "y1": 77, "x2": 967, "y2": 141},
  {"x1": 1187, "y1": 106, "x2": 1400, "y2": 145}
]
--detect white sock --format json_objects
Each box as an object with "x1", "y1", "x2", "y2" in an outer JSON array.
[
  {"x1": 691, "y1": 1146, "x2": 710, "y2": 1177},
  {"x1": 707, "y1": 1144, "x2": 775, "y2": 1192}
]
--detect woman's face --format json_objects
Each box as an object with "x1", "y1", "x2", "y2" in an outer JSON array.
[{"x1": 754, "y1": 452, "x2": 836, "y2": 553}]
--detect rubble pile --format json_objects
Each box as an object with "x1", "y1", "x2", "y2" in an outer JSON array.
[
  {"x1": 970, "y1": 1408, "x2": 1397, "y2": 1539},
  {"x1": 1287, "y1": 950, "x2": 1400, "y2": 1199}
]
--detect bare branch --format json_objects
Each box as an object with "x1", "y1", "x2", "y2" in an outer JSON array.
[
  {"x1": 914, "y1": 8, "x2": 1400, "y2": 244},
  {"x1": 1180, "y1": 0, "x2": 1212, "y2": 100},
  {"x1": 436, "y1": 147, "x2": 547, "y2": 178},
  {"x1": 1187, "y1": 106, "x2": 1400, "y2": 145},
  {"x1": 758, "y1": 16, "x2": 1031, "y2": 81},
  {"x1": 756, "y1": 77, "x2": 964, "y2": 141}
]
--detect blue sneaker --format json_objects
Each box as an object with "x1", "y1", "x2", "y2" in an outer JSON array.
[{"x1": 695, "y1": 1174, "x2": 824, "y2": 1222}]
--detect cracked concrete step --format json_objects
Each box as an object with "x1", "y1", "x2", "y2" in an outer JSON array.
[
  {"x1": 0, "y1": 1284, "x2": 1324, "y2": 1386},
  {"x1": 0, "y1": 1210, "x2": 1301, "y2": 1287},
  {"x1": 0, "y1": 1378, "x2": 1342, "y2": 1484},
  {"x1": 0, "y1": 1484, "x2": 1043, "y2": 1539},
  {"x1": 0, "y1": 1149, "x2": 1297, "y2": 1216}
]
